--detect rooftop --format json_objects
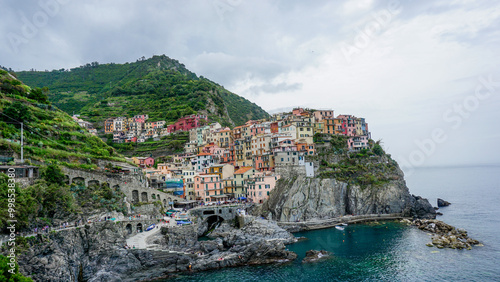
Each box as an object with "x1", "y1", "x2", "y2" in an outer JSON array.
[{"x1": 234, "y1": 166, "x2": 253, "y2": 174}]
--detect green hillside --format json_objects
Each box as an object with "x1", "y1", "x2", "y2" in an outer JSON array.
[
  {"x1": 0, "y1": 69, "x2": 128, "y2": 169},
  {"x1": 17, "y1": 55, "x2": 269, "y2": 128}
]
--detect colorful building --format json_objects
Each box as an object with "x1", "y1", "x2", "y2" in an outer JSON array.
[
  {"x1": 247, "y1": 172, "x2": 280, "y2": 203},
  {"x1": 232, "y1": 166, "x2": 255, "y2": 198},
  {"x1": 194, "y1": 174, "x2": 225, "y2": 202},
  {"x1": 132, "y1": 156, "x2": 155, "y2": 168},
  {"x1": 167, "y1": 114, "x2": 208, "y2": 133}
]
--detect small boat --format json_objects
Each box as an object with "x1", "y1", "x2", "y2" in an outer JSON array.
[
  {"x1": 146, "y1": 224, "x2": 155, "y2": 231},
  {"x1": 340, "y1": 223, "x2": 348, "y2": 226},
  {"x1": 335, "y1": 225, "x2": 345, "y2": 231},
  {"x1": 175, "y1": 213, "x2": 190, "y2": 221},
  {"x1": 177, "y1": 220, "x2": 192, "y2": 225}
]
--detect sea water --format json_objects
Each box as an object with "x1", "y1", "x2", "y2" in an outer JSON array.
[{"x1": 166, "y1": 166, "x2": 500, "y2": 281}]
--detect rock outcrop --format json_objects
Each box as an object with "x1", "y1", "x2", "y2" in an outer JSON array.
[
  {"x1": 412, "y1": 219, "x2": 480, "y2": 250},
  {"x1": 14, "y1": 217, "x2": 297, "y2": 281},
  {"x1": 302, "y1": 250, "x2": 331, "y2": 263},
  {"x1": 437, "y1": 198, "x2": 451, "y2": 207},
  {"x1": 259, "y1": 172, "x2": 435, "y2": 222}
]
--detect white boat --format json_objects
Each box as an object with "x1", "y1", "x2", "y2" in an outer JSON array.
[
  {"x1": 335, "y1": 225, "x2": 345, "y2": 231},
  {"x1": 340, "y1": 223, "x2": 348, "y2": 226},
  {"x1": 175, "y1": 213, "x2": 190, "y2": 221}
]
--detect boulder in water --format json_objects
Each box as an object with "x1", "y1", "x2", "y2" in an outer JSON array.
[
  {"x1": 437, "y1": 198, "x2": 451, "y2": 207},
  {"x1": 302, "y1": 250, "x2": 331, "y2": 263}
]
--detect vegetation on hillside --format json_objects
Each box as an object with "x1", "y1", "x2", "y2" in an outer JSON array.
[
  {"x1": 316, "y1": 138, "x2": 398, "y2": 189},
  {"x1": 0, "y1": 254, "x2": 33, "y2": 281},
  {"x1": 0, "y1": 164, "x2": 127, "y2": 233},
  {"x1": 107, "y1": 132, "x2": 189, "y2": 156},
  {"x1": 17, "y1": 55, "x2": 269, "y2": 128},
  {"x1": 0, "y1": 71, "x2": 128, "y2": 168}
]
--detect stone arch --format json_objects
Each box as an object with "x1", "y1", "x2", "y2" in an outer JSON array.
[
  {"x1": 72, "y1": 177, "x2": 85, "y2": 186},
  {"x1": 141, "y1": 192, "x2": 148, "y2": 202},
  {"x1": 132, "y1": 190, "x2": 139, "y2": 203},
  {"x1": 163, "y1": 199, "x2": 166, "y2": 207},
  {"x1": 64, "y1": 175, "x2": 70, "y2": 185},
  {"x1": 88, "y1": 180, "x2": 99, "y2": 187},
  {"x1": 137, "y1": 223, "x2": 143, "y2": 233},
  {"x1": 156, "y1": 194, "x2": 161, "y2": 201},
  {"x1": 203, "y1": 215, "x2": 224, "y2": 236},
  {"x1": 152, "y1": 194, "x2": 156, "y2": 200},
  {"x1": 126, "y1": 224, "x2": 132, "y2": 235},
  {"x1": 112, "y1": 184, "x2": 120, "y2": 191}
]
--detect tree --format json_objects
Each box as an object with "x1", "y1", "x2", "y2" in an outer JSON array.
[
  {"x1": 27, "y1": 87, "x2": 49, "y2": 104},
  {"x1": 2, "y1": 101, "x2": 32, "y2": 123},
  {"x1": 41, "y1": 164, "x2": 66, "y2": 185}
]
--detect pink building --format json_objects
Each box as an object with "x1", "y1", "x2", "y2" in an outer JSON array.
[
  {"x1": 249, "y1": 123, "x2": 269, "y2": 136},
  {"x1": 167, "y1": 114, "x2": 208, "y2": 133},
  {"x1": 348, "y1": 135, "x2": 369, "y2": 151},
  {"x1": 134, "y1": 156, "x2": 155, "y2": 168},
  {"x1": 336, "y1": 115, "x2": 357, "y2": 136},
  {"x1": 194, "y1": 174, "x2": 225, "y2": 202},
  {"x1": 134, "y1": 114, "x2": 149, "y2": 123},
  {"x1": 313, "y1": 110, "x2": 334, "y2": 122},
  {"x1": 292, "y1": 108, "x2": 305, "y2": 116},
  {"x1": 247, "y1": 172, "x2": 280, "y2": 203}
]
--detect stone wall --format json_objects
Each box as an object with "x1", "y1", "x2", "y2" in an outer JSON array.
[
  {"x1": 275, "y1": 165, "x2": 306, "y2": 179},
  {"x1": 62, "y1": 167, "x2": 184, "y2": 208},
  {"x1": 189, "y1": 206, "x2": 240, "y2": 222}
]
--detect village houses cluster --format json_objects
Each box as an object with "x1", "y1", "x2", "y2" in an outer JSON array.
[
  {"x1": 102, "y1": 114, "x2": 207, "y2": 143},
  {"x1": 133, "y1": 108, "x2": 371, "y2": 204}
]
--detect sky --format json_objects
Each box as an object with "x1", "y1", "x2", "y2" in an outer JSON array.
[{"x1": 1, "y1": 0, "x2": 500, "y2": 172}]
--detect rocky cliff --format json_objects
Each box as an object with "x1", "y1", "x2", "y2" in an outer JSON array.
[
  {"x1": 259, "y1": 151, "x2": 435, "y2": 222},
  {"x1": 13, "y1": 217, "x2": 297, "y2": 281}
]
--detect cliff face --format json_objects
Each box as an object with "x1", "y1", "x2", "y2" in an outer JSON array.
[
  {"x1": 17, "y1": 222, "x2": 141, "y2": 281},
  {"x1": 15, "y1": 217, "x2": 297, "y2": 281},
  {"x1": 260, "y1": 157, "x2": 435, "y2": 222}
]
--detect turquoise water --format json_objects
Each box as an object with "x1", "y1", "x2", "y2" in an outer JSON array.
[{"x1": 166, "y1": 166, "x2": 500, "y2": 281}]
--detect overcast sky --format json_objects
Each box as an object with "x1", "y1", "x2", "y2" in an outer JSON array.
[{"x1": 1, "y1": 0, "x2": 500, "y2": 171}]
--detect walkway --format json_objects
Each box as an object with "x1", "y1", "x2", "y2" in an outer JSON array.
[
  {"x1": 277, "y1": 213, "x2": 406, "y2": 231},
  {"x1": 126, "y1": 220, "x2": 178, "y2": 249}
]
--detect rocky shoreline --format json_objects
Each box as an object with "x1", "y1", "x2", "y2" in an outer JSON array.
[
  {"x1": 404, "y1": 219, "x2": 481, "y2": 250},
  {"x1": 12, "y1": 217, "x2": 298, "y2": 281}
]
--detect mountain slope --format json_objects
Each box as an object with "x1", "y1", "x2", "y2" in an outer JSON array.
[
  {"x1": 17, "y1": 55, "x2": 269, "y2": 128},
  {"x1": 0, "y1": 70, "x2": 128, "y2": 169}
]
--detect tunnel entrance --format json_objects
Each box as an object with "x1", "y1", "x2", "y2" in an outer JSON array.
[{"x1": 203, "y1": 215, "x2": 224, "y2": 236}]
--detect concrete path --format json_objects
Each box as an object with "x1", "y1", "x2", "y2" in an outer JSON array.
[{"x1": 126, "y1": 219, "x2": 181, "y2": 249}]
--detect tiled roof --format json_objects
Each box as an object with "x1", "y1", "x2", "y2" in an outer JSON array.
[{"x1": 234, "y1": 166, "x2": 253, "y2": 174}]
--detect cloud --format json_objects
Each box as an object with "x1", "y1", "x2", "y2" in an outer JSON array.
[
  {"x1": 0, "y1": 0, "x2": 499, "y2": 167},
  {"x1": 247, "y1": 82, "x2": 302, "y2": 95}
]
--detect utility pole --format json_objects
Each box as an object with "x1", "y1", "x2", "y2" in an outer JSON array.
[{"x1": 20, "y1": 122, "x2": 24, "y2": 164}]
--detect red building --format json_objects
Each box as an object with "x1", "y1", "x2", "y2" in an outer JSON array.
[
  {"x1": 270, "y1": 122, "x2": 279, "y2": 133},
  {"x1": 167, "y1": 114, "x2": 208, "y2": 133}
]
